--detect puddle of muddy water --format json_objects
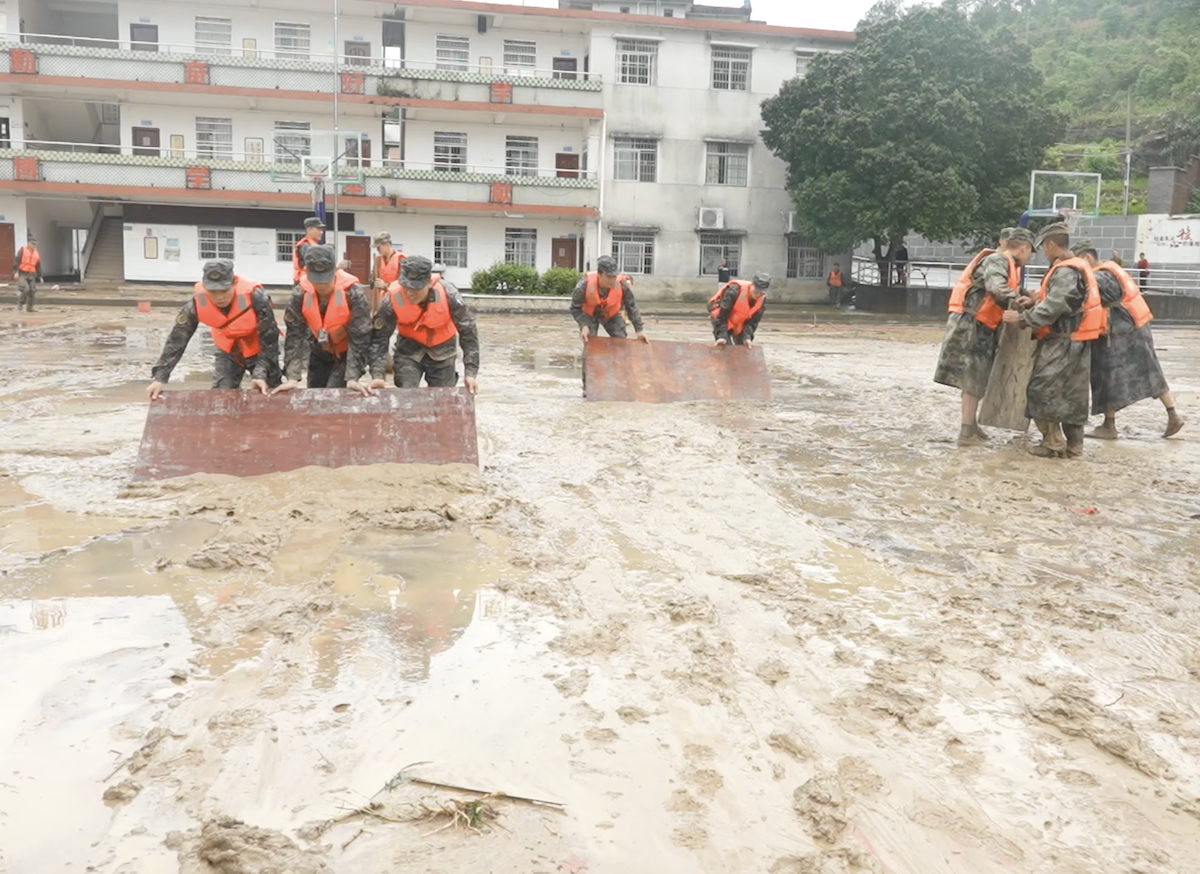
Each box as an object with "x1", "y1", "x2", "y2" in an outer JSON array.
[{"x1": 511, "y1": 347, "x2": 583, "y2": 377}]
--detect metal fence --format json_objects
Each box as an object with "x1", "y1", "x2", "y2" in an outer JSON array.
[{"x1": 851, "y1": 255, "x2": 1200, "y2": 298}]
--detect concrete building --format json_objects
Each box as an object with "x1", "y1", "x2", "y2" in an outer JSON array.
[{"x1": 0, "y1": 0, "x2": 852, "y2": 298}]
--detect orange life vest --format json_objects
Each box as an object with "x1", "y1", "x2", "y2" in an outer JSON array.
[
  {"x1": 1034, "y1": 257, "x2": 1107, "y2": 342},
  {"x1": 583, "y1": 272, "x2": 630, "y2": 321},
  {"x1": 377, "y1": 250, "x2": 405, "y2": 286},
  {"x1": 1095, "y1": 261, "x2": 1153, "y2": 330},
  {"x1": 827, "y1": 270, "x2": 843, "y2": 288},
  {"x1": 292, "y1": 237, "x2": 316, "y2": 282},
  {"x1": 193, "y1": 277, "x2": 263, "y2": 361},
  {"x1": 17, "y1": 247, "x2": 40, "y2": 273},
  {"x1": 947, "y1": 249, "x2": 1019, "y2": 330},
  {"x1": 299, "y1": 271, "x2": 358, "y2": 357},
  {"x1": 708, "y1": 280, "x2": 765, "y2": 337},
  {"x1": 387, "y1": 280, "x2": 458, "y2": 348}
]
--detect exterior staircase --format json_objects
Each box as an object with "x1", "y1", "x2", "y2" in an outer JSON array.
[{"x1": 83, "y1": 217, "x2": 125, "y2": 289}]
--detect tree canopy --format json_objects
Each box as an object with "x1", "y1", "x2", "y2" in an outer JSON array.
[{"x1": 760, "y1": 2, "x2": 1061, "y2": 254}]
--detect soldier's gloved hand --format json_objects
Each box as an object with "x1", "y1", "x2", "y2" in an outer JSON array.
[
  {"x1": 271, "y1": 380, "x2": 300, "y2": 395},
  {"x1": 147, "y1": 381, "x2": 165, "y2": 401},
  {"x1": 347, "y1": 380, "x2": 374, "y2": 397},
  {"x1": 636, "y1": 332, "x2": 650, "y2": 344},
  {"x1": 464, "y1": 376, "x2": 478, "y2": 396},
  {"x1": 579, "y1": 326, "x2": 590, "y2": 345},
  {"x1": 250, "y1": 379, "x2": 269, "y2": 396}
]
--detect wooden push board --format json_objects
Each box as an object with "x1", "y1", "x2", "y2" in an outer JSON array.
[
  {"x1": 979, "y1": 324, "x2": 1037, "y2": 432},
  {"x1": 583, "y1": 337, "x2": 771, "y2": 403},
  {"x1": 133, "y1": 388, "x2": 478, "y2": 481}
]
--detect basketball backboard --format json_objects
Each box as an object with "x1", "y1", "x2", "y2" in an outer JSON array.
[
  {"x1": 268, "y1": 129, "x2": 368, "y2": 186},
  {"x1": 1028, "y1": 170, "x2": 1102, "y2": 218}
]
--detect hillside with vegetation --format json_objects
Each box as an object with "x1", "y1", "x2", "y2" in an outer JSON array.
[{"x1": 964, "y1": 0, "x2": 1200, "y2": 213}]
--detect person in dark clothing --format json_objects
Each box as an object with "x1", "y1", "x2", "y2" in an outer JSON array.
[
  {"x1": 14, "y1": 238, "x2": 42, "y2": 312},
  {"x1": 1136, "y1": 253, "x2": 1150, "y2": 291},
  {"x1": 717, "y1": 259, "x2": 731, "y2": 285},
  {"x1": 276, "y1": 244, "x2": 374, "y2": 394},
  {"x1": 894, "y1": 243, "x2": 909, "y2": 286},
  {"x1": 570, "y1": 255, "x2": 648, "y2": 344},
  {"x1": 370, "y1": 255, "x2": 480, "y2": 393},
  {"x1": 710, "y1": 272, "x2": 770, "y2": 348},
  {"x1": 148, "y1": 259, "x2": 281, "y2": 399}
]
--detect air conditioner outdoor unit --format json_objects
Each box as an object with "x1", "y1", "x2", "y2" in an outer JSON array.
[
  {"x1": 697, "y1": 207, "x2": 725, "y2": 230},
  {"x1": 785, "y1": 211, "x2": 796, "y2": 234}
]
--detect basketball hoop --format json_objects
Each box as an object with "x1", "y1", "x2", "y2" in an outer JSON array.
[{"x1": 1060, "y1": 208, "x2": 1083, "y2": 235}]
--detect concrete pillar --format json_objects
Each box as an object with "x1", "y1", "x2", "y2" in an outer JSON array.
[{"x1": 1148, "y1": 166, "x2": 1190, "y2": 215}]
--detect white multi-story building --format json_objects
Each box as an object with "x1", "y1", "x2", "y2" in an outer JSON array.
[{"x1": 0, "y1": 0, "x2": 852, "y2": 298}]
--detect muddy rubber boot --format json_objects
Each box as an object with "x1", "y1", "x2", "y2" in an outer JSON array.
[
  {"x1": 1029, "y1": 420, "x2": 1066, "y2": 458},
  {"x1": 1064, "y1": 425, "x2": 1085, "y2": 458},
  {"x1": 1165, "y1": 410, "x2": 1185, "y2": 438},
  {"x1": 972, "y1": 424, "x2": 991, "y2": 441},
  {"x1": 957, "y1": 426, "x2": 986, "y2": 447},
  {"x1": 1087, "y1": 420, "x2": 1119, "y2": 440}
]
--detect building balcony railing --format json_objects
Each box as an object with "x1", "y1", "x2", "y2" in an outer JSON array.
[
  {"x1": 1, "y1": 35, "x2": 602, "y2": 111},
  {"x1": 0, "y1": 143, "x2": 600, "y2": 212}
]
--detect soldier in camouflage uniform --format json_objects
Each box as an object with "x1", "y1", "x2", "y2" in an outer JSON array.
[
  {"x1": 570, "y1": 255, "x2": 648, "y2": 344},
  {"x1": 934, "y1": 228, "x2": 1035, "y2": 446},
  {"x1": 147, "y1": 259, "x2": 281, "y2": 399},
  {"x1": 275, "y1": 244, "x2": 375, "y2": 395},
  {"x1": 1003, "y1": 222, "x2": 1098, "y2": 458},
  {"x1": 1071, "y1": 241, "x2": 1184, "y2": 439}
]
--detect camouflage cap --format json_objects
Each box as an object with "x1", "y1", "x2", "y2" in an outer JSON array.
[
  {"x1": 1035, "y1": 222, "x2": 1071, "y2": 247},
  {"x1": 201, "y1": 259, "x2": 235, "y2": 292},
  {"x1": 303, "y1": 216, "x2": 326, "y2": 230},
  {"x1": 1007, "y1": 228, "x2": 1035, "y2": 247},
  {"x1": 752, "y1": 272, "x2": 771, "y2": 291},
  {"x1": 373, "y1": 232, "x2": 392, "y2": 247},
  {"x1": 1071, "y1": 239, "x2": 1098, "y2": 257},
  {"x1": 400, "y1": 255, "x2": 433, "y2": 290},
  {"x1": 596, "y1": 255, "x2": 619, "y2": 276},
  {"x1": 998, "y1": 227, "x2": 1015, "y2": 241},
  {"x1": 303, "y1": 244, "x2": 337, "y2": 284}
]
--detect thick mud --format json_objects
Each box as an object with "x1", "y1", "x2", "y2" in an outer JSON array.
[{"x1": 2, "y1": 308, "x2": 1199, "y2": 874}]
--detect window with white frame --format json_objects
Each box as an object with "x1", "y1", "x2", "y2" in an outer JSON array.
[
  {"x1": 195, "y1": 117, "x2": 233, "y2": 158},
  {"x1": 436, "y1": 35, "x2": 470, "y2": 71},
  {"x1": 705, "y1": 141, "x2": 749, "y2": 187},
  {"x1": 277, "y1": 230, "x2": 304, "y2": 262},
  {"x1": 199, "y1": 227, "x2": 235, "y2": 261},
  {"x1": 503, "y1": 39, "x2": 537, "y2": 73},
  {"x1": 617, "y1": 39, "x2": 657, "y2": 85},
  {"x1": 787, "y1": 234, "x2": 824, "y2": 279},
  {"x1": 711, "y1": 46, "x2": 751, "y2": 91},
  {"x1": 434, "y1": 225, "x2": 468, "y2": 268},
  {"x1": 273, "y1": 121, "x2": 311, "y2": 161},
  {"x1": 274, "y1": 22, "x2": 311, "y2": 59},
  {"x1": 612, "y1": 232, "x2": 655, "y2": 275},
  {"x1": 505, "y1": 135, "x2": 539, "y2": 176},
  {"x1": 795, "y1": 51, "x2": 817, "y2": 78},
  {"x1": 195, "y1": 17, "x2": 232, "y2": 55},
  {"x1": 700, "y1": 233, "x2": 741, "y2": 276},
  {"x1": 505, "y1": 228, "x2": 537, "y2": 268},
  {"x1": 612, "y1": 137, "x2": 657, "y2": 182},
  {"x1": 433, "y1": 132, "x2": 468, "y2": 172}
]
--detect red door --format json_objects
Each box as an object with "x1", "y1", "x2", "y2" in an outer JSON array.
[
  {"x1": 551, "y1": 238, "x2": 577, "y2": 270},
  {"x1": 0, "y1": 223, "x2": 13, "y2": 277},
  {"x1": 344, "y1": 235, "x2": 371, "y2": 284},
  {"x1": 555, "y1": 153, "x2": 580, "y2": 179},
  {"x1": 132, "y1": 128, "x2": 160, "y2": 157}
]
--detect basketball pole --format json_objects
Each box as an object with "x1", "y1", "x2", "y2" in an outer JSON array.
[{"x1": 331, "y1": 0, "x2": 340, "y2": 259}]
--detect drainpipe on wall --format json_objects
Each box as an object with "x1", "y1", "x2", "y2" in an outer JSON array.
[{"x1": 595, "y1": 110, "x2": 607, "y2": 271}]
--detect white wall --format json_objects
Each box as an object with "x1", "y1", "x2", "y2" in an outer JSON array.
[
  {"x1": 403, "y1": 19, "x2": 588, "y2": 74},
  {"x1": 0, "y1": 196, "x2": 30, "y2": 259},
  {"x1": 403, "y1": 120, "x2": 587, "y2": 176},
  {"x1": 117, "y1": 0, "x2": 379, "y2": 58},
  {"x1": 123, "y1": 216, "x2": 585, "y2": 287}
]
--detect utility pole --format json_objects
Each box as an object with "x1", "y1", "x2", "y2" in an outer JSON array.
[
  {"x1": 1123, "y1": 87, "x2": 1132, "y2": 216},
  {"x1": 332, "y1": 0, "x2": 340, "y2": 259}
]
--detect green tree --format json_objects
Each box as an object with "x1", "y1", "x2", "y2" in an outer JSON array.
[{"x1": 760, "y1": 2, "x2": 1061, "y2": 267}]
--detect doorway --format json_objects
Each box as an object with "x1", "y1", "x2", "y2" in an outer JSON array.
[
  {"x1": 132, "y1": 128, "x2": 160, "y2": 157},
  {"x1": 344, "y1": 41, "x2": 371, "y2": 66},
  {"x1": 344, "y1": 235, "x2": 371, "y2": 284},
  {"x1": 551, "y1": 237, "x2": 578, "y2": 270},
  {"x1": 555, "y1": 153, "x2": 580, "y2": 179},
  {"x1": 552, "y1": 58, "x2": 578, "y2": 80},
  {"x1": 0, "y1": 224, "x2": 13, "y2": 277},
  {"x1": 130, "y1": 24, "x2": 158, "y2": 52}
]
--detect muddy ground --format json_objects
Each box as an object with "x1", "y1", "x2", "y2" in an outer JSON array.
[{"x1": 1, "y1": 307, "x2": 1200, "y2": 874}]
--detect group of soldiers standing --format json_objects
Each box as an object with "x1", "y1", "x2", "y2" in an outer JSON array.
[{"x1": 935, "y1": 221, "x2": 1183, "y2": 457}]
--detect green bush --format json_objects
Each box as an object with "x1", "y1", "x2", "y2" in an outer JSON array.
[
  {"x1": 539, "y1": 267, "x2": 581, "y2": 297},
  {"x1": 469, "y1": 262, "x2": 541, "y2": 295}
]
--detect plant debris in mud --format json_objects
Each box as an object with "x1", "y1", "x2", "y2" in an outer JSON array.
[{"x1": 344, "y1": 794, "x2": 504, "y2": 836}]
